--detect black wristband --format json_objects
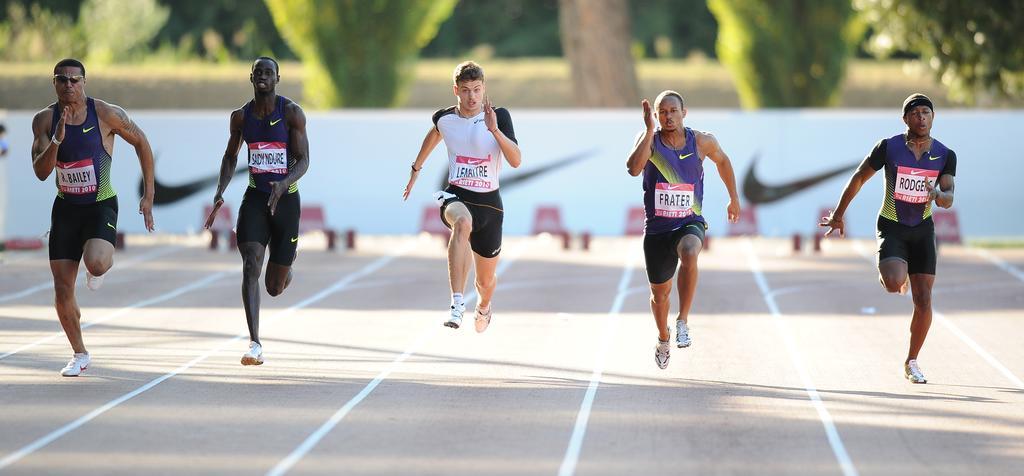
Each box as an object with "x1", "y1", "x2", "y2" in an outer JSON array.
[{"x1": 411, "y1": 164, "x2": 421, "y2": 172}]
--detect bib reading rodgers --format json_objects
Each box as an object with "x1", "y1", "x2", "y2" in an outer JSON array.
[
  {"x1": 894, "y1": 166, "x2": 938, "y2": 204},
  {"x1": 248, "y1": 141, "x2": 288, "y2": 175},
  {"x1": 450, "y1": 154, "x2": 496, "y2": 191},
  {"x1": 56, "y1": 159, "x2": 98, "y2": 195},
  {"x1": 654, "y1": 183, "x2": 695, "y2": 218}
]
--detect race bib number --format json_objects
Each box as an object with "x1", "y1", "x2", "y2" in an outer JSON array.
[
  {"x1": 249, "y1": 142, "x2": 288, "y2": 175},
  {"x1": 894, "y1": 166, "x2": 938, "y2": 203},
  {"x1": 654, "y1": 183, "x2": 694, "y2": 218},
  {"x1": 56, "y1": 159, "x2": 97, "y2": 195},
  {"x1": 451, "y1": 154, "x2": 493, "y2": 190}
]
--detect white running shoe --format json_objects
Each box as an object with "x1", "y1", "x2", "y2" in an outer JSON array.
[
  {"x1": 676, "y1": 320, "x2": 691, "y2": 348},
  {"x1": 60, "y1": 353, "x2": 91, "y2": 377},
  {"x1": 904, "y1": 359, "x2": 927, "y2": 384},
  {"x1": 655, "y1": 340, "x2": 671, "y2": 369},
  {"x1": 241, "y1": 341, "x2": 264, "y2": 366},
  {"x1": 444, "y1": 304, "x2": 465, "y2": 329},
  {"x1": 474, "y1": 306, "x2": 492, "y2": 333},
  {"x1": 85, "y1": 270, "x2": 104, "y2": 291}
]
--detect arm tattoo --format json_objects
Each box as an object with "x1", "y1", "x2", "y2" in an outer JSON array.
[{"x1": 113, "y1": 107, "x2": 141, "y2": 137}]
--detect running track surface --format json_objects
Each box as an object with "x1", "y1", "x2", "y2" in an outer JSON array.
[{"x1": 1, "y1": 235, "x2": 1022, "y2": 475}]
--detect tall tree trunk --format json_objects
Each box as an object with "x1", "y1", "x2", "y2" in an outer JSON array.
[{"x1": 558, "y1": 0, "x2": 639, "y2": 107}]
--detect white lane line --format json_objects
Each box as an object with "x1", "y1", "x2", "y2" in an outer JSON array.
[
  {"x1": 969, "y1": 247, "x2": 1024, "y2": 283},
  {"x1": 744, "y1": 239, "x2": 858, "y2": 476},
  {"x1": 0, "y1": 246, "x2": 412, "y2": 471},
  {"x1": 0, "y1": 271, "x2": 232, "y2": 361},
  {"x1": 266, "y1": 242, "x2": 529, "y2": 476},
  {"x1": 558, "y1": 251, "x2": 635, "y2": 476},
  {"x1": 0, "y1": 245, "x2": 180, "y2": 304},
  {"x1": 852, "y1": 241, "x2": 1024, "y2": 390}
]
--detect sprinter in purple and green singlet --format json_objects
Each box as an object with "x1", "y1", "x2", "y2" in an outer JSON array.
[
  {"x1": 30, "y1": 58, "x2": 157, "y2": 376},
  {"x1": 627, "y1": 90, "x2": 740, "y2": 370},
  {"x1": 821, "y1": 94, "x2": 957, "y2": 384},
  {"x1": 205, "y1": 57, "x2": 310, "y2": 367}
]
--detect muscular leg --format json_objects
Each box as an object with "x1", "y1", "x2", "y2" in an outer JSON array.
[
  {"x1": 907, "y1": 273, "x2": 934, "y2": 362},
  {"x1": 650, "y1": 280, "x2": 673, "y2": 342},
  {"x1": 675, "y1": 234, "x2": 702, "y2": 324},
  {"x1": 473, "y1": 253, "x2": 498, "y2": 310},
  {"x1": 81, "y1": 238, "x2": 114, "y2": 277},
  {"x1": 878, "y1": 258, "x2": 909, "y2": 293},
  {"x1": 444, "y1": 202, "x2": 473, "y2": 296},
  {"x1": 265, "y1": 263, "x2": 293, "y2": 297},
  {"x1": 50, "y1": 259, "x2": 86, "y2": 353},
  {"x1": 239, "y1": 242, "x2": 267, "y2": 344}
]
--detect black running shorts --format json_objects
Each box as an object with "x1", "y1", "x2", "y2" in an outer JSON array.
[
  {"x1": 643, "y1": 221, "x2": 706, "y2": 284},
  {"x1": 236, "y1": 188, "x2": 300, "y2": 266},
  {"x1": 877, "y1": 216, "x2": 937, "y2": 275},
  {"x1": 439, "y1": 185, "x2": 503, "y2": 258},
  {"x1": 49, "y1": 196, "x2": 118, "y2": 261}
]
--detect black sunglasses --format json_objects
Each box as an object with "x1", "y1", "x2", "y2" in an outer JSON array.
[{"x1": 54, "y1": 74, "x2": 84, "y2": 84}]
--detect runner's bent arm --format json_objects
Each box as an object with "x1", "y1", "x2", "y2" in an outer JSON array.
[
  {"x1": 821, "y1": 155, "x2": 878, "y2": 236},
  {"x1": 215, "y1": 110, "x2": 245, "y2": 200},
  {"x1": 203, "y1": 110, "x2": 244, "y2": 229},
  {"x1": 99, "y1": 101, "x2": 156, "y2": 231},
  {"x1": 932, "y1": 174, "x2": 955, "y2": 208},
  {"x1": 699, "y1": 131, "x2": 741, "y2": 222},
  {"x1": 403, "y1": 126, "x2": 442, "y2": 200},
  {"x1": 930, "y1": 150, "x2": 956, "y2": 208},
  {"x1": 627, "y1": 99, "x2": 657, "y2": 176},
  {"x1": 488, "y1": 106, "x2": 521, "y2": 168},
  {"x1": 279, "y1": 102, "x2": 310, "y2": 189},
  {"x1": 30, "y1": 109, "x2": 61, "y2": 180},
  {"x1": 266, "y1": 103, "x2": 308, "y2": 215}
]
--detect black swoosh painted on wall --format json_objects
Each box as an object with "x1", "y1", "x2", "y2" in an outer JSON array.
[
  {"x1": 742, "y1": 155, "x2": 859, "y2": 204},
  {"x1": 144, "y1": 166, "x2": 248, "y2": 205}
]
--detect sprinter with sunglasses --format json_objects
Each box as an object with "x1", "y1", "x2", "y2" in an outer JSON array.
[{"x1": 30, "y1": 58, "x2": 156, "y2": 376}]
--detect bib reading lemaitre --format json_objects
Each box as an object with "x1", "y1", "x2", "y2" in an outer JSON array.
[
  {"x1": 432, "y1": 106, "x2": 517, "y2": 193},
  {"x1": 869, "y1": 134, "x2": 957, "y2": 227}
]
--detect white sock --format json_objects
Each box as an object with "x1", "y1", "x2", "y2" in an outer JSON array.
[{"x1": 451, "y1": 293, "x2": 465, "y2": 309}]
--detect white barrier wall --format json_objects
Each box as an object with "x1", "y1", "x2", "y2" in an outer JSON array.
[{"x1": 1, "y1": 109, "x2": 1021, "y2": 238}]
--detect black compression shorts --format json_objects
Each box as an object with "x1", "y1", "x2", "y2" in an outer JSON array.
[
  {"x1": 236, "y1": 188, "x2": 300, "y2": 266},
  {"x1": 877, "y1": 216, "x2": 937, "y2": 275},
  {"x1": 439, "y1": 185, "x2": 503, "y2": 258},
  {"x1": 643, "y1": 222, "x2": 706, "y2": 284},
  {"x1": 49, "y1": 196, "x2": 118, "y2": 261}
]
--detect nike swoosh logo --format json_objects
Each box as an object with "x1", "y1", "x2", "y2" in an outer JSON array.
[
  {"x1": 929, "y1": 156, "x2": 941, "y2": 161},
  {"x1": 290, "y1": 237, "x2": 298, "y2": 243},
  {"x1": 438, "y1": 150, "x2": 596, "y2": 191},
  {"x1": 106, "y1": 223, "x2": 115, "y2": 229},
  {"x1": 257, "y1": 143, "x2": 273, "y2": 149},
  {"x1": 743, "y1": 154, "x2": 859, "y2": 204},
  {"x1": 679, "y1": 153, "x2": 693, "y2": 160},
  {"x1": 270, "y1": 118, "x2": 282, "y2": 126},
  {"x1": 82, "y1": 126, "x2": 95, "y2": 133},
  {"x1": 910, "y1": 170, "x2": 925, "y2": 175},
  {"x1": 143, "y1": 152, "x2": 249, "y2": 205}
]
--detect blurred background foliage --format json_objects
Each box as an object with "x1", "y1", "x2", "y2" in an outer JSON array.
[{"x1": 1, "y1": 0, "x2": 1022, "y2": 108}]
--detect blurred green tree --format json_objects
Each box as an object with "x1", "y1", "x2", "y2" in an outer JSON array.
[
  {"x1": 708, "y1": 0, "x2": 865, "y2": 108},
  {"x1": 153, "y1": 0, "x2": 292, "y2": 61},
  {"x1": 856, "y1": 0, "x2": 1024, "y2": 104},
  {"x1": 265, "y1": 0, "x2": 456, "y2": 108},
  {"x1": 0, "y1": 2, "x2": 82, "y2": 61},
  {"x1": 79, "y1": 0, "x2": 169, "y2": 64}
]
